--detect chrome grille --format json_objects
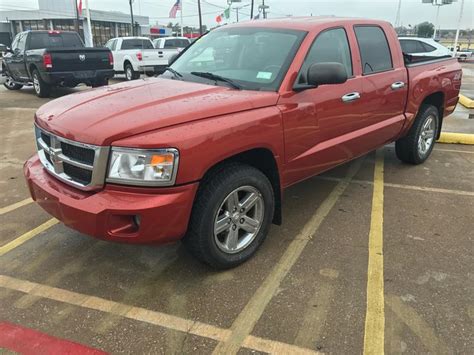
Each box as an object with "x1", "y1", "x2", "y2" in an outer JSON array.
[{"x1": 35, "y1": 125, "x2": 110, "y2": 190}]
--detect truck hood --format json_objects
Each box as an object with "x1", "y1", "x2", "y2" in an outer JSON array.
[{"x1": 35, "y1": 78, "x2": 279, "y2": 146}]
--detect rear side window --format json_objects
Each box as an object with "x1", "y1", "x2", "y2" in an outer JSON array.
[
  {"x1": 121, "y1": 39, "x2": 154, "y2": 50},
  {"x1": 298, "y1": 28, "x2": 352, "y2": 83},
  {"x1": 28, "y1": 32, "x2": 83, "y2": 50},
  {"x1": 400, "y1": 39, "x2": 425, "y2": 53},
  {"x1": 421, "y1": 42, "x2": 436, "y2": 52},
  {"x1": 105, "y1": 39, "x2": 117, "y2": 51},
  {"x1": 164, "y1": 38, "x2": 190, "y2": 48},
  {"x1": 354, "y1": 26, "x2": 393, "y2": 74}
]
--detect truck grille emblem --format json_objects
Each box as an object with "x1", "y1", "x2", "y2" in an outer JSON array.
[{"x1": 79, "y1": 54, "x2": 86, "y2": 61}]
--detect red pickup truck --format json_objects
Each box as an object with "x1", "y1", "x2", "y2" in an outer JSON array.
[{"x1": 24, "y1": 18, "x2": 462, "y2": 268}]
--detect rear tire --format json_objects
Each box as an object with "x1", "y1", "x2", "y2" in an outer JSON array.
[
  {"x1": 3, "y1": 71, "x2": 23, "y2": 90},
  {"x1": 395, "y1": 104, "x2": 439, "y2": 165},
  {"x1": 124, "y1": 63, "x2": 140, "y2": 81},
  {"x1": 183, "y1": 163, "x2": 274, "y2": 269},
  {"x1": 32, "y1": 69, "x2": 51, "y2": 98}
]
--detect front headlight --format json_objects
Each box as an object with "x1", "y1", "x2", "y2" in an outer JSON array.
[{"x1": 107, "y1": 147, "x2": 179, "y2": 186}]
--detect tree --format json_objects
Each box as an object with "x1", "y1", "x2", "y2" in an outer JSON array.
[{"x1": 416, "y1": 22, "x2": 435, "y2": 38}]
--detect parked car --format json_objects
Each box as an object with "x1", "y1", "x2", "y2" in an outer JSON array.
[
  {"x1": 105, "y1": 37, "x2": 168, "y2": 80},
  {"x1": 449, "y1": 46, "x2": 473, "y2": 61},
  {"x1": 153, "y1": 36, "x2": 191, "y2": 64},
  {"x1": 2, "y1": 30, "x2": 114, "y2": 97},
  {"x1": 25, "y1": 18, "x2": 461, "y2": 268},
  {"x1": 399, "y1": 37, "x2": 452, "y2": 57}
]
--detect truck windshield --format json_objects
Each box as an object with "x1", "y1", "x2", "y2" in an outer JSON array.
[
  {"x1": 169, "y1": 27, "x2": 306, "y2": 91},
  {"x1": 29, "y1": 32, "x2": 84, "y2": 50}
]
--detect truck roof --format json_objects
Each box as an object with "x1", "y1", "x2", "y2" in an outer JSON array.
[{"x1": 226, "y1": 16, "x2": 391, "y2": 31}]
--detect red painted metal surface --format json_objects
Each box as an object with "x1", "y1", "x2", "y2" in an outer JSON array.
[
  {"x1": 26, "y1": 17, "x2": 462, "y2": 244},
  {"x1": 0, "y1": 322, "x2": 107, "y2": 354},
  {"x1": 25, "y1": 156, "x2": 198, "y2": 243}
]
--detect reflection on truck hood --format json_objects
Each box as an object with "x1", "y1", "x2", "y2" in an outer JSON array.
[{"x1": 35, "y1": 78, "x2": 279, "y2": 145}]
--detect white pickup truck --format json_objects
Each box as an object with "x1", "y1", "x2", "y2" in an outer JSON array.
[
  {"x1": 152, "y1": 37, "x2": 191, "y2": 65},
  {"x1": 105, "y1": 37, "x2": 168, "y2": 80}
]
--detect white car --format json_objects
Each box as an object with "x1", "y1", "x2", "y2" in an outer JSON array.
[
  {"x1": 399, "y1": 37, "x2": 452, "y2": 58},
  {"x1": 153, "y1": 37, "x2": 191, "y2": 64},
  {"x1": 448, "y1": 46, "x2": 473, "y2": 61},
  {"x1": 105, "y1": 37, "x2": 168, "y2": 80}
]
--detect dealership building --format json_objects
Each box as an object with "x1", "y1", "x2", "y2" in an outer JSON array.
[{"x1": 0, "y1": 0, "x2": 171, "y2": 46}]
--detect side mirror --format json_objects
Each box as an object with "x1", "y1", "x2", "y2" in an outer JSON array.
[{"x1": 307, "y1": 62, "x2": 348, "y2": 87}]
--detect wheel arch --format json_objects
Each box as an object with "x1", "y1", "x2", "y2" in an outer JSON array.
[
  {"x1": 419, "y1": 91, "x2": 445, "y2": 139},
  {"x1": 198, "y1": 148, "x2": 282, "y2": 225}
]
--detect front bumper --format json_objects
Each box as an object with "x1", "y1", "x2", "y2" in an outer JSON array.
[
  {"x1": 24, "y1": 155, "x2": 198, "y2": 244},
  {"x1": 42, "y1": 69, "x2": 115, "y2": 86}
]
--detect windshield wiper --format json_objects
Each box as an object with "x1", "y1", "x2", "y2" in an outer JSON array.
[
  {"x1": 190, "y1": 71, "x2": 242, "y2": 90},
  {"x1": 164, "y1": 67, "x2": 183, "y2": 79}
]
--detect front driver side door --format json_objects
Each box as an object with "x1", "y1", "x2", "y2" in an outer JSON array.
[
  {"x1": 279, "y1": 26, "x2": 369, "y2": 186},
  {"x1": 6, "y1": 33, "x2": 26, "y2": 80}
]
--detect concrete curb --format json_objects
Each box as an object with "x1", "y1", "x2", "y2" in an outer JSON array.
[
  {"x1": 438, "y1": 132, "x2": 474, "y2": 145},
  {"x1": 458, "y1": 94, "x2": 474, "y2": 109}
]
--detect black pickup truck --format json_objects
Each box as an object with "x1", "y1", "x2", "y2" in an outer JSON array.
[{"x1": 2, "y1": 30, "x2": 114, "y2": 97}]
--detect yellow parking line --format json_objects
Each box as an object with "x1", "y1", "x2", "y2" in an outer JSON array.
[
  {"x1": 434, "y1": 148, "x2": 474, "y2": 154},
  {"x1": 0, "y1": 274, "x2": 320, "y2": 354},
  {"x1": 0, "y1": 218, "x2": 58, "y2": 256},
  {"x1": 212, "y1": 158, "x2": 363, "y2": 355},
  {"x1": 363, "y1": 149, "x2": 385, "y2": 355},
  {"x1": 0, "y1": 198, "x2": 33, "y2": 215},
  {"x1": 317, "y1": 176, "x2": 474, "y2": 197},
  {"x1": 438, "y1": 132, "x2": 474, "y2": 145},
  {"x1": 458, "y1": 94, "x2": 474, "y2": 109}
]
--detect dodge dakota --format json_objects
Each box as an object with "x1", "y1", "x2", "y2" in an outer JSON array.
[
  {"x1": 2, "y1": 30, "x2": 114, "y2": 97},
  {"x1": 24, "y1": 18, "x2": 462, "y2": 268}
]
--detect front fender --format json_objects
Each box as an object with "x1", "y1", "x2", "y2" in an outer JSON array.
[{"x1": 110, "y1": 106, "x2": 285, "y2": 185}]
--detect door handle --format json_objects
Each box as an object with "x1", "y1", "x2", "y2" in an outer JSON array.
[
  {"x1": 391, "y1": 81, "x2": 405, "y2": 90},
  {"x1": 341, "y1": 92, "x2": 361, "y2": 103}
]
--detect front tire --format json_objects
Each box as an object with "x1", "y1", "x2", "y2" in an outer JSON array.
[
  {"x1": 32, "y1": 69, "x2": 51, "y2": 98},
  {"x1": 395, "y1": 104, "x2": 439, "y2": 164},
  {"x1": 3, "y1": 72, "x2": 23, "y2": 90},
  {"x1": 184, "y1": 163, "x2": 275, "y2": 269}
]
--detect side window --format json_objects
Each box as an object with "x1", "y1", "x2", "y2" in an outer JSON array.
[
  {"x1": 11, "y1": 34, "x2": 20, "y2": 50},
  {"x1": 354, "y1": 26, "x2": 393, "y2": 74},
  {"x1": 17, "y1": 33, "x2": 27, "y2": 51},
  {"x1": 421, "y1": 42, "x2": 436, "y2": 52},
  {"x1": 105, "y1": 39, "x2": 116, "y2": 51},
  {"x1": 298, "y1": 28, "x2": 352, "y2": 83}
]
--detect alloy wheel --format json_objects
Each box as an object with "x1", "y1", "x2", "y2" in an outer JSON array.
[
  {"x1": 214, "y1": 186, "x2": 264, "y2": 254},
  {"x1": 33, "y1": 73, "x2": 40, "y2": 94},
  {"x1": 418, "y1": 115, "x2": 435, "y2": 156}
]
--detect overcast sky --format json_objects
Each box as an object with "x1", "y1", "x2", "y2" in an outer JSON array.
[{"x1": 0, "y1": 0, "x2": 472, "y2": 29}]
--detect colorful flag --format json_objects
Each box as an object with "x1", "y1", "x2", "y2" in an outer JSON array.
[
  {"x1": 224, "y1": 7, "x2": 230, "y2": 19},
  {"x1": 77, "y1": 0, "x2": 82, "y2": 16},
  {"x1": 169, "y1": 0, "x2": 181, "y2": 19}
]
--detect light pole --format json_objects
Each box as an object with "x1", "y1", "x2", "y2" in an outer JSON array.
[
  {"x1": 422, "y1": 0, "x2": 457, "y2": 40},
  {"x1": 394, "y1": 0, "x2": 402, "y2": 28},
  {"x1": 129, "y1": 0, "x2": 135, "y2": 36},
  {"x1": 453, "y1": 0, "x2": 465, "y2": 57},
  {"x1": 234, "y1": 4, "x2": 250, "y2": 22}
]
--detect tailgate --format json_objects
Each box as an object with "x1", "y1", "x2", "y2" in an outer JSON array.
[
  {"x1": 140, "y1": 49, "x2": 168, "y2": 66},
  {"x1": 48, "y1": 48, "x2": 111, "y2": 72}
]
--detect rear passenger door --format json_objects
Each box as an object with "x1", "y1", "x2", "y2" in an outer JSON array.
[{"x1": 353, "y1": 25, "x2": 407, "y2": 142}]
